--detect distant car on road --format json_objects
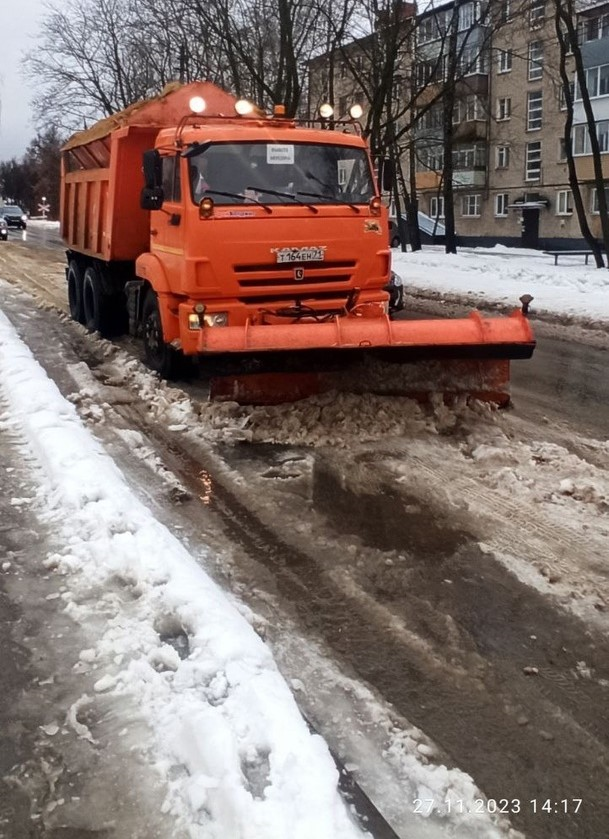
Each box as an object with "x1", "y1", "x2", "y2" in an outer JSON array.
[
  {"x1": 0, "y1": 205, "x2": 28, "y2": 229},
  {"x1": 0, "y1": 217, "x2": 7, "y2": 241}
]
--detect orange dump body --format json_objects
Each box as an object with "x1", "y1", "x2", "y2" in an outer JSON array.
[{"x1": 60, "y1": 83, "x2": 238, "y2": 261}]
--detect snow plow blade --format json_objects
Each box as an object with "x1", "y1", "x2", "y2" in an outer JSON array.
[{"x1": 201, "y1": 309, "x2": 535, "y2": 407}]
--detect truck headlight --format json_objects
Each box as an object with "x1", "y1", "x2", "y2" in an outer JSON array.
[{"x1": 203, "y1": 312, "x2": 228, "y2": 327}]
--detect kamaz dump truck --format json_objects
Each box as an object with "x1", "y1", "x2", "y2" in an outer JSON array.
[{"x1": 60, "y1": 81, "x2": 535, "y2": 404}]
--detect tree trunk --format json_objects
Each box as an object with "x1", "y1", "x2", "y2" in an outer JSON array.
[
  {"x1": 554, "y1": 3, "x2": 603, "y2": 266},
  {"x1": 558, "y1": 1, "x2": 609, "y2": 266}
]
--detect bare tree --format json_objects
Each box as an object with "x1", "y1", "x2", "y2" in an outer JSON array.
[
  {"x1": 24, "y1": 0, "x2": 161, "y2": 129},
  {"x1": 551, "y1": 0, "x2": 609, "y2": 266}
]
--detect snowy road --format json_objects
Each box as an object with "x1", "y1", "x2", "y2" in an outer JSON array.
[{"x1": 1, "y1": 235, "x2": 609, "y2": 838}]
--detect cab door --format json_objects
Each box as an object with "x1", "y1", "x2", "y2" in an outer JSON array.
[{"x1": 150, "y1": 155, "x2": 185, "y2": 290}]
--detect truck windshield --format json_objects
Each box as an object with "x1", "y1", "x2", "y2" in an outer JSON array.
[{"x1": 188, "y1": 142, "x2": 375, "y2": 207}]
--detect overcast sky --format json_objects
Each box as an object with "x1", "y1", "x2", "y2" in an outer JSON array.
[{"x1": 1, "y1": 0, "x2": 46, "y2": 161}]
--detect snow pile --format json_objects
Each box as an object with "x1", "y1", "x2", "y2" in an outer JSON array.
[
  {"x1": 73, "y1": 355, "x2": 471, "y2": 448},
  {"x1": 393, "y1": 246, "x2": 609, "y2": 323},
  {"x1": 0, "y1": 309, "x2": 366, "y2": 839}
]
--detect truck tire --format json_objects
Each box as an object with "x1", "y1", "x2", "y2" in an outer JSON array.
[
  {"x1": 67, "y1": 261, "x2": 85, "y2": 324},
  {"x1": 142, "y1": 291, "x2": 182, "y2": 379},
  {"x1": 82, "y1": 266, "x2": 110, "y2": 335},
  {"x1": 82, "y1": 265, "x2": 128, "y2": 337}
]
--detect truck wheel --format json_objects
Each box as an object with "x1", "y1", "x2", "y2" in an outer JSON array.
[
  {"x1": 67, "y1": 261, "x2": 85, "y2": 324},
  {"x1": 82, "y1": 266, "x2": 107, "y2": 334},
  {"x1": 82, "y1": 266, "x2": 119, "y2": 337},
  {"x1": 142, "y1": 292, "x2": 181, "y2": 379}
]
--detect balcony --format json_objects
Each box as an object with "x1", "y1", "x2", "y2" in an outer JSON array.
[{"x1": 452, "y1": 167, "x2": 487, "y2": 188}]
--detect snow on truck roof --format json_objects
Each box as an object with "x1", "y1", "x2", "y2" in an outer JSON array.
[{"x1": 61, "y1": 81, "x2": 239, "y2": 151}]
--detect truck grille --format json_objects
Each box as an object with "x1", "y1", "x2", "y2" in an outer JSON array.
[{"x1": 235, "y1": 260, "x2": 356, "y2": 289}]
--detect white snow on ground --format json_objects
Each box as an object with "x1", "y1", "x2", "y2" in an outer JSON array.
[
  {"x1": 25, "y1": 217, "x2": 61, "y2": 229},
  {"x1": 0, "y1": 309, "x2": 366, "y2": 839},
  {"x1": 392, "y1": 245, "x2": 609, "y2": 324},
  {"x1": 1, "y1": 244, "x2": 608, "y2": 837}
]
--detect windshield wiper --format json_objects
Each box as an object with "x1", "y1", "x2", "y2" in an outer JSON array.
[
  {"x1": 202, "y1": 190, "x2": 272, "y2": 214},
  {"x1": 246, "y1": 187, "x2": 318, "y2": 213},
  {"x1": 296, "y1": 190, "x2": 361, "y2": 213},
  {"x1": 181, "y1": 141, "x2": 212, "y2": 159}
]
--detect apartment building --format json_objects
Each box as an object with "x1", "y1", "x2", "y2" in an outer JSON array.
[
  {"x1": 308, "y1": 0, "x2": 609, "y2": 247},
  {"x1": 572, "y1": 0, "x2": 609, "y2": 241}
]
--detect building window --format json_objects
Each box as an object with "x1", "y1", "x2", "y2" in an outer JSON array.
[
  {"x1": 558, "y1": 138, "x2": 567, "y2": 160},
  {"x1": 419, "y1": 17, "x2": 436, "y2": 44},
  {"x1": 527, "y1": 91, "x2": 543, "y2": 130},
  {"x1": 528, "y1": 41, "x2": 543, "y2": 81},
  {"x1": 430, "y1": 195, "x2": 445, "y2": 219},
  {"x1": 496, "y1": 145, "x2": 510, "y2": 168},
  {"x1": 526, "y1": 141, "x2": 542, "y2": 180},
  {"x1": 556, "y1": 190, "x2": 573, "y2": 215},
  {"x1": 458, "y1": 46, "x2": 487, "y2": 76},
  {"x1": 419, "y1": 106, "x2": 443, "y2": 131},
  {"x1": 591, "y1": 185, "x2": 609, "y2": 212},
  {"x1": 559, "y1": 82, "x2": 575, "y2": 110},
  {"x1": 459, "y1": 2, "x2": 478, "y2": 31},
  {"x1": 498, "y1": 50, "x2": 512, "y2": 73},
  {"x1": 579, "y1": 13, "x2": 609, "y2": 43},
  {"x1": 495, "y1": 193, "x2": 509, "y2": 217},
  {"x1": 530, "y1": 0, "x2": 545, "y2": 26},
  {"x1": 573, "y1": 120, "x2": 609, "y2": 155},
  {"x1": 452, "y1": 95, "x2": 485, "y2": 125},
  {"x1": 573, "y1": 124, "x2": 587, "y2": 155},
  {"x1": 497, "y1": 97, "x2": 511, "y2": 120},
  {"x1": 453, "y1": 143, "x2": 486, "y2": 168},
  {"x1": 462, "y1": 194, "x2": 481, "y2": 216},
  {"x1": 498, "y1": 1, "x2": 511, "y2": 23},
  {"x1": 418, "y1": 144, "x2": 444, "y2": 171},
  {"x1": 575, "y1": 64, "x2": 609, "y2": 100},
  {"x1": 463, "y1": 95, "x2": 485, "y2": 121}
]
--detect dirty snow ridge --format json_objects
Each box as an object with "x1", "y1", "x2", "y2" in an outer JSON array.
[{"x1": 0, "y1": 309, "x2": 367, "y2": 839}]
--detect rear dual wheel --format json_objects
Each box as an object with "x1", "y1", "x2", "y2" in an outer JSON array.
[
  {"x1": 67, "y1": 261, "x2": 85, "y2": 324},
  {"x1": 81, "y1": 266, "x2": 128, "y2": 337}
]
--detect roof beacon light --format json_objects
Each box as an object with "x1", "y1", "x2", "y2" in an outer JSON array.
[
  {"x1": 235, "y1": 99, "x2": 254, "y2": 116},
  {"x1": 189, "y1": 96, "x2": 206, "y2": 114},
  {"x1": 349, "y1": 104, "x2": 364, "y2": 120},
  {"x1": 273, "y1": 104, "x2": 286, "y2": 117},
  {"x1": 319, "y1": 103, "x2": 334, "y2": 119}
]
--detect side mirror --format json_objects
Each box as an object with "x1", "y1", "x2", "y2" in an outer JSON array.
[
  {"x1": 143, "y1": 149, "x2": 162, "y2": 189},
  {"x1": 140, "y1": 186, "x2": 164, "y2": 210},
  {"x1": 380, "y1": 158, "x2": 395, "y2": 192}
]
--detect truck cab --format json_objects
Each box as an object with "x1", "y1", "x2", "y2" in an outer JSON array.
[{"x1": 136, "y1": 120, "x2": 391, "y2": 360}]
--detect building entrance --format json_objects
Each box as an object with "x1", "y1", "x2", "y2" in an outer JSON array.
[{"x1": 521, "y1": 208, "x2": 540, "y2": 249}]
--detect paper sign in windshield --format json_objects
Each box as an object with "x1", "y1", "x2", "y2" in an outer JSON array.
[{"x1": 267, "y1": 144, "x2": 294, "y2": 164}]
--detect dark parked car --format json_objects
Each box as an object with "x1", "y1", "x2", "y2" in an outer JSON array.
[
  {"x1": 0, "y1": 205, "x2": 27, "y2": 229},
  {"x1": 0, "y1": 217, "x2": 7, "y2": 241},
  {"x1": 388, "y1": 218, "x2": 401, "y2": 248},
  {"x1": 385, "y1": 270, "x2": 404, "y2": 314}
]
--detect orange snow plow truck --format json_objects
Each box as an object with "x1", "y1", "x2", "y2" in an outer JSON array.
[{"x1": 60, "y1": 81, "x2": 535, "y2": 405}]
